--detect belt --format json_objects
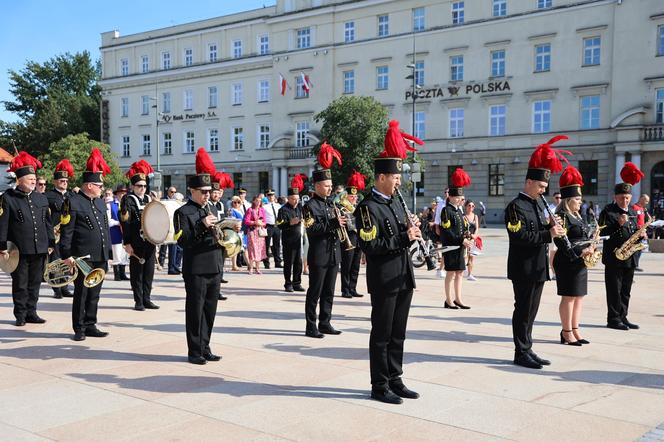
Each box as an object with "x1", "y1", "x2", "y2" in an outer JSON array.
[{"x1": 267, "y1": 224, "x2": 275, "y2": 227}]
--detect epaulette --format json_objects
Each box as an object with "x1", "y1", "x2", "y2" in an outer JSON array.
[
  {"x1": 441, "y1": 207, "x2": 451, "y2": 229},
  {"x1": 276, "y1": 217, "x2": 285, "y2": 226},
  {"x1": 303, "y1": 206, "x2": 314, "y2": 228},
  {"x1": 173, "y1": 212, "x2": 183, "y2": 241},
  {"x1": 60, "y1": 199, "x2": 71, "y2": 225},
  {"x1": 506, "y1": 202, "x2": 522, "y2": 233},
  {"x1": 358, "y1": 205, "x2": 377, "y2": 241},
  {"x1": 0, "y1": 194, "x2": 4, "y2": 217},
  {"x1": 120, "y1": 196, "x2": 130, "y2": 222}
]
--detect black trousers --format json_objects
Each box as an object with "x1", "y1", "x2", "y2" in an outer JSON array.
[
  {"x1": 305, "y1": 264, "x2": 337, "y2": 332},
  {"x1": 183, "y1": 272, "x2": 220, "y2": 358},
  {"x1": 340, "y1": 240, "x2": 361, "y2": 295},
  {"x1": 511, "y1": 279, "x2": 545, "y2": 356},
  {"x1": 72, "y1": 260, "x2": 107, "y2": 332},
  {"x1": 282, "y1": 241, "x2": 302, "y2": 287},
  {"x1": 605, "y1": 265, "x2": 635, "y2": 324},
  {"x1": 11, "y1": 254, "x2": 46, "y2": 320},
  {"x1": 129, "y1": 251, "x2": 155, "y2": 307},
  {"x1": 264, "y1": 224, "x2": 282, "y2": 266},
  {"x1": 369, "y1": 289, "x2": 413, "y2": 390}
]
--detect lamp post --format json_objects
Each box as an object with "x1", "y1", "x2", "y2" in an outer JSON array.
[
  {"x1": 149, "y1": 92, "x2": 162, "y2": 193},
  {"x1": 406, "y1": 63, "x2": 419, "y2": 213}
]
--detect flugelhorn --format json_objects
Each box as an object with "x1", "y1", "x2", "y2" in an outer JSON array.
[
  {"x1": 395, "y1": 187, "x2": 436, "y2": 271},
  {"x1": 44, "y1": 255, "x2": 106, "y2": 288},
  {"x1": 333, "y1": 204, "x2": 355, "y2": 251}
]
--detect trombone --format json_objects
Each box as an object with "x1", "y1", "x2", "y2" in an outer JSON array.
[{"x1": 44, "y1": 255, "x2": 106, "y2": 288}]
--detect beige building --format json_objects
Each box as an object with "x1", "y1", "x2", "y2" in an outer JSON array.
[{"x1": 99, "y1": 0, "x2": 664, "y2": 219}]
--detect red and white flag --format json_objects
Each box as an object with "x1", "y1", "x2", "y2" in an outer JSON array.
[
  {"x1": 300, "y1": 72, "x2": 311, "y2": 94},
  {"x1": 279, "y1": 73, "x2": 288, "y2": 96}
]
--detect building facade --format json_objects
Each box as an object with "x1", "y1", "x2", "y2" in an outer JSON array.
[{"x1": 99, "y1": 0, "x2": 664, "y2": 219}]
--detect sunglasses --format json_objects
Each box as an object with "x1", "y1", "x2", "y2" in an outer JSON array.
[
  {"x1": 37, "y1": 183, "x2": 46, "y2": 186},
  {"x1": 91, "y1": 183, "x2": 104, "y2": 189},
  {"x1": 134, "y1": 184, "x2": 147, "y2": 188}
]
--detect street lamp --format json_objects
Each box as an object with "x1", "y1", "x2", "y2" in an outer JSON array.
[
  {"x1": 149, "y1": 95, "x2": 162, "y2": 192},
  {"x1": 406, "y1": 62, "x2": 419, "y2": 213}
]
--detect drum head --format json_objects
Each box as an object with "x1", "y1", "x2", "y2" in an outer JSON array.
[
  {"x1": 0, "y1": 241, "x2": 20, "y2": 274},
  {"x1": 141, "y1": 201, "x2": 171, "y2": 244}
]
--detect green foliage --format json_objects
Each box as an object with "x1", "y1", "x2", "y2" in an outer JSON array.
[
  {"x1": 314, "y1": 96, "x2": 388, "y2": 188},
  {"x1": 40, "y1": 133, "x2": 125, "y2": 189},
  {"x1": 1, "y1": 52, "x2": 101, "y2": 156}
]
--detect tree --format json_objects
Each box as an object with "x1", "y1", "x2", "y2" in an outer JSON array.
[
  {"x1": 40, "y1": 133, "x2": 125, "y2": 189},
  {"x1": 313, "y1": 96, "x2": 388, "y2": 188},
  {"x1": 1, "y1": 52, "x2": 101, "y2": 156}
]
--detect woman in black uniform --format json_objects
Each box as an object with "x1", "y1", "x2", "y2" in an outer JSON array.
[
  {"x1": 440, "y1": 168, "x2": 474, "y2": 309},
  {"x1": 554, "y1": 165, "x2": 595, "y2": 346}
]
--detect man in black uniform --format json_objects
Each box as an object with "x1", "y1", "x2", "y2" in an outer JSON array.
[
  {"x1": 356, "y1": 156, "x2": 421, "y2": 405},
  {"x1": 0, "y1": 152, "x2": 54, "y2": 326},
  {"x1": 505, "y1": 136, "x2": 567, "y2": 369},
  {"x1": 303, "y1": 168, "x2": 346, "y2": 338},
  {"x1": 599, "y1": 162, "x2": 645, "y2": 331},
  {"x1": 45, "y1": 159, "x2": 75, "y2": 299},
  {"x1": 209, "y1": 174, "x2": 228, "y2": 298},
  {"x1": 340, "y1": 172, "x2": 365, "y2": 299},
  {"x1": 277, "y1": 183, "x2": 304, "y2": 293},
  {"x1": 59, "y1": 148, "x2": 112, "y2": 341},
  {"x1": 121, "y1": 160, "x2": 159, "y2": 311},
  {"x1": 174, "y1": 148, "x2": 224, "y2": 365}
]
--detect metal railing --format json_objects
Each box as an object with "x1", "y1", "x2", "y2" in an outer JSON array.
[
  {"x1": 643, "y1": 125, "x2": 664, "y2": 141},
  {"x1": 286, "y1": 146, "x2": 313, "y2": 159}
]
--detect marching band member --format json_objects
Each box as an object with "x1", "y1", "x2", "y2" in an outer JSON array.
[
  {"x1": 210, "y1": 170, "x2": 235, "y2": 299},
  {"x1": 277, "y1": 174, "x2": 306, "y2": 293},
  {"x1": 340, "y1": 171, "x2": 366, "y2": 299}
]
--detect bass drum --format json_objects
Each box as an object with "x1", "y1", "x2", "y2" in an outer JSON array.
[{"x1": 141, "y1": 200, "x2": 184, "y2": 245}]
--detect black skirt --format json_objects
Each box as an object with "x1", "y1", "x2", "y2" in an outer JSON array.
[
  {"x1": 553, "y1": 255, "x2": 587, "y2": 296},
  {"x1": 444, "y1": 247, "x2": 466, "y2": 272}
]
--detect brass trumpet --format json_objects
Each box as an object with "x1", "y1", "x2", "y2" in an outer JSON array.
[
  {"x1": 44, "y1": 255, "x2": 106, "y2": 288},
  {"x1": 333, "y1": 204, "x2": 355, "y2": 251}
]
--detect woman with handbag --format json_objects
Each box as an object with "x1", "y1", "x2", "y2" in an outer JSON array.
[
  {"x1": 243, "y1": 195, "x2": 268, "y2": 274},
  {"x1": 463, "y1": 200, "x2": 482, "y2": 281}
]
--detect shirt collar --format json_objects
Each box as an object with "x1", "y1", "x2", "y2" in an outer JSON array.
[{"x1": 372, "y1": 188, "x2": 392, "y2": 201}]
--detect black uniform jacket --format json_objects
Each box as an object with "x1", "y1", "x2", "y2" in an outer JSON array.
[
  {"x1": 553, "y1": 211, "x2": 589, "y2": 269},
  {"x1": 303, "y1": 194, "x2": 341, "y2": 267},
  {"x1": 45, "y1": 188, "x2": 72, "y2": 228},
  {"x1": 277, "y1": 203, "x2": 303, "y2": 247},
  {"x1": 505, "y1": 193, "x2": 552, "y2": 282},
  {"x1": 174, "y1": 199, "x2": 224, "y2": 275},
  {"x1": 120, "y1": 192, "x2": 155, "y2": 252},
  {"x1": 598, "y1": 202, "x2": 638, "y2": 268},
  {"x1": 0, "y1": 188, "x2": 54, "y2": 254},
  {"x1": 59, "y1": 192, "x2": 111, "y2": 262},
  {"x1": 440, "y1": 202, "x2": 467, "y2": 246},
  {"x1": 355, "y1": 190, "x2": 415, "y2": 294}
]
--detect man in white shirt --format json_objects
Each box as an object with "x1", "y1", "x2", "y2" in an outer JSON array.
[
  {"x1": 263, "y1": 189, "x2": 283, "y2": 269},
  {"x1": 237, "y1": 188, "x2": 251, "y2": 216},
  {"x1": 433, "y1": 188, "x2": 449, "y2": 278}
]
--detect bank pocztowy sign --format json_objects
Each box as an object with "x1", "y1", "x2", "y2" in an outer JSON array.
[
  {"x1": 160, "y1": 111, "x2": 218, "y2": 123},
  {"x1": 405, "y1": 80, "x2": 511, "y2": 100}
]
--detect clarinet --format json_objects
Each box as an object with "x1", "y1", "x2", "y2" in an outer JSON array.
[
  {"x1": 539, "y1": 195, "x2": 573, "y2": 250},
  {"x1": 395, "y1": 188, "x2": 436, "y2": 271}
]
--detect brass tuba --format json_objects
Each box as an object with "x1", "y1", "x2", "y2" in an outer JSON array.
[
  {"x1": 44, "y1": 255, "x2": 106, "y2": 288},
  {"x1": 615, "y1": 220, "x2": 652, "y2": 261},
  {"x1": 213, "y1": 218, "x2": 243, "y2": 258}
]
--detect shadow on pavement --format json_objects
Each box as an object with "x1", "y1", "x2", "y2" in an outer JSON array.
[{"x1": 0, "y1": 344, "x2": 183, "y2": 363}]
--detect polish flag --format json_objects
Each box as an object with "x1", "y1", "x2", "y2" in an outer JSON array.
[
  {"x1": 279, "y1": 73, "x2": 287, "y2": 96},
  {"x1": 300, "y1": 72, "x2": 311, "y2": 94}
]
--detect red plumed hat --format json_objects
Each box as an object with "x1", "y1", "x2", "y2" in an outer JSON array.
[
  {"x1": 291, "y1": 173, "x2": 307, "y2": 193},
  {"x1": 317, "y1": 142, "x2": 342, "y2": 169},
  {"x1": 126, "y1": 159, "x2": 154, "y2": 184},
  {"x1": 380, "y1": 120, "x2": 424, "y2": 159},
  {"x1": 620, "y1": 162, "x2": 644, "y2": 185},
  {"x1": 214, "y1": 171, "x2": 234, "y2": 189},
  {"x1": 346, "y1": 170, "x2": 366, "y2": 191},
  {"x1": 526, "y1": 135, "x2": 571, "y2": 182},
  {"x1": 559, "y1": 164, "x2": 584, "y2": 198},
  {"x1": 449, "y1": 167, "x2": 471, "y2": 197},
  {"x1": 82, "y1": 148, "x2": 110, "y2": 183},
  {"x1": 54, "y1": 159, "x2": 75, "y2": 179},
  {"x1": 9, "y1": 151, "x2": 42, "y2": 178},
  {"x1": 195, "y1": 147, "x2": 216, "y2": 175}
]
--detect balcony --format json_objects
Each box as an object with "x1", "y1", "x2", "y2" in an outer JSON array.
[
  {"x1": 284, "y1": 146, "x2": 313, "y2": 160},
  {"x1": 643, "y1": 125, "x2": 664, "y2": 142}
]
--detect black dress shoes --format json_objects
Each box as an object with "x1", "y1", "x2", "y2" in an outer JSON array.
[
  {"x1": 221, "y1": 278, "x2": 228, "y2": 284},
  {"x1": 188, "y1": 356, "x2": 207, "y2": 365},
  {"x1": 305, "y1": 330, "x2": 324, "y2": 339},
  {"x1": 623, "y1": 319, "x2": 640, "y2": 329},
  {"x1": 284, "y1": 285, "x2": 294, "y2": 293},
  {"x1": 513, "y1": 353, "x2": 543, "y2": 369},
  {"x1": 218, "y1": 294, "x2": 228, "y2": 301},
  {"x1": 529, "y1": 352, "x2": 551, "y2": 366},
  {"x1": 134, "y1": 304, "x2": 145, "y2": 311},
  {"x1": 607, "y1": 322, "x2": 629, "y2": 331},
  {"x1": 61, "y1": 288, "x2": 73, "y2": 297},
  {"x1": 275, "y1": 264, "x2": 283, "y2": 269},
  {"x1": 203, "y1": 353, "x2": 221, "y2": 361},
  {"x1": 444, "y1": 301, "x2": 458, "y2": 309},
  {"x1": 72, "y1": 331, "x2": 86, "y2": 341},
  {"x1": 319, "y1": 326, "x2": 342, "y2": 335},
  {"x1": 390, "y1": 383, "x2": 420, "y2": 399},
  {"x1": 341, "y1": 293, "x2": 353, "y2": 299},
  {"x1": 453, "y1": 300, "x2": 471, "y2": 309},
  {"x1": 168, "y1": 270, "x2": 181, "y2": 275},
  {"x1": 85, "y1": 327, "x2": 109, "y2": 338},
  {"x1": 144, "y1": 301, "x2": 160, "y2": 309},
  {"x1": 371, "y1": 389, "x2": 403, "y2": 405},
  {"x1": 15, "y1": 318, "x2": 26, "y2": 327},
  {"x1": 25, "y1": 315, "x2": 46, "y2": 324},
  {"x1": 53, "y1": 291, "x2": 63, "y2": 299},
  {"x1": 293, "y1": 285, "x2": 305, "y2": 292},
  {"x1": 351, "y1": 292, "x2": 364, "y2": 297}
]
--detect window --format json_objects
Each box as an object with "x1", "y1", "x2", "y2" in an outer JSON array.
[
  {"x1": 297, "y1": 28, "x2": 311, "y2": 49},
  {"x1": 232, "y1": 127, "x2": 244, "y2": 150},
  {"x1": 296, "y1": 121, "x2": 310, "y2": 147},
  {"x1": 343, "y1": 70, "x2": 355, "y2": 94},
  {"x1": 141, "y1": 95, "x2": 150, "y2": 115},
  {"x1": 416, "y1": 173, "x2": 425, "y2": 196},
  {"x1": 233, "y1": 173, "x2": 242, "y2": 190},
  {"x1": 578, "y1": 160, "x2": 598, "y2": 195},
  {"x1": 414, "y1": 111, "x2": 425, "y2": 139},
  {"x1": 141, "y1": 55, "x2": 149, "y2": 73},
  {"x1": 583, "y1": 36, "x2": 601, "y2": 66},
  {"x1": 493, "y1": 0, "x2": 506, "y2": 17},
  {"x1": 344, "y1": 21, "x2": 355, "y2": 43},
  {"x1": 121, "y1": 97, "x2": 129, "y2": 117},
  {"x1": 655, "y1": 89, "x2": 664, "y2": 123},
  {"x1": 162, "y1": 132, "x2": 172, "y2": 155},
  {"x1": 449, "y1": 108, "x2": 464, "y2": 138},
  {"x1": 208, "y1": 86, "x2": 218, "y2": 108},
  {"x1": 122, "y1": 136, "x2": 130, "y2": 157},
  {"x1": 120, "y1": 58, "x2": 129, "y2": 76},
  {"x1": 450, "y1": 55, "x2": 464, "y2": 81},
  {"x1": 535, "y1": 43, "x2": 551, "y2": 72},
  {"x1": 232, "y1": 83, "x2": 243, "y2": 105},
  {"x1": 489, "y1": 164, "x2": 505, "y2": 196},
  {"x1": 415, "y1": 61, "x2": 424, "y2": 87},
  {"x1": 208, "y1": 129, "x2": 219, "y2": 152},
  {"x1": 533, "y1": 100, "x2": 552, "y2": 133},
  {"x1": 208, "y1": 44, "x2": 218, "y2": 62},
  {"x1": 378, "y1": 14, "x2": 389, "y2": 37},
  {"x1": 162, "y1": 92, "x2": 171, "y2": 113},
  {"x1": 259, "y1": 172, "x2": 269, "y2": 193},
  {"x1": 580, "y1": 95, "x2": 600, "y2": 129},
  {"x1": 184, "y1": 131, "x2": 195, "y2": 153},
  {"x1": 376, "y1": 66, "x2": 389, "y2": 90},
  {"x1": 491, "y1": 50, "x2": 505, "y2": 77},
  {"x1": 142, "y1": 134, "x2": 151, "y2": 156},
  {"x1": 258, "y1": 80, "x2": 270, "y2": 103},
  {"x1": 183, "y1": 89, "x2": 193, "y2": 111},
  {"x1": 259, "y1": 34, "x2": 270, "y2": 55},
  {"x1": 233, "y1": 40, "x2": 242, "y2": 59},
  {"x1": 452, "y1": 2, "x2": 464, "y2": 25},
  {"x1": 295, "y1": 75, "x2": 309, "y2": 98},
  {"x1": 538, "y1": 0, "x2": 552, "y2": 8},
  {"x1": 490, "y1": 105, "x2": 506, "y2": 136},
  {"x1": 658, "y1": 25, "x2": 664, "y2": 56},
  {"x1": 258, "y1": 124, "x2": 270, "y2": 149},
  {"x1": 413, "y1": 7, "x2": 425, "y2": 32},
  {"x1": 162, "y1": 52, "x2": 171, "y2": 70},
  {"x1": 184, "y1": 48, "x2": 193, "y2": 66}
]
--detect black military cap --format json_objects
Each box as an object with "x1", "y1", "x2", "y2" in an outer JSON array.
[
  {"x1": 346, "y1": 186, "x2": 359, "y2": 195},
  {"x1": 526, "y1": 168, "x2": 551, "y2": 183},
  {"x1": 130, "y1": 173, "x2": 147, "y2": 185},
  {"x1": 614, "y1": 183, "x2": 632, "y2": 195},
  {"x1": 238, "y1": 187, "x2": 247, "y2": 194},
  {"x1": 374, "y1": 158, "x2": 403, "y2": 175},
  {"x1": 287, "y1": 187, "x2": 299, "y2": 196},
  {"x1": 211, "y1": 181, "x2": 221, "y2": 191},
  {"x1": 312, "y1": 169, "x2": 332, "y2": 183},
  {"x1": 560, "y1": 185, "x2": 582, "y2": 199},
  {"x1": 188, "y1": 174, "x2": 212, "y2": 190},
  {"x1": 266, "y1": 188, "x2": 276, "y2": 195}
]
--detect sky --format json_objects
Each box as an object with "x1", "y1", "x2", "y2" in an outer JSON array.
[{"x1": 0, "y1": 0, "x2": 274, "y2": 123}]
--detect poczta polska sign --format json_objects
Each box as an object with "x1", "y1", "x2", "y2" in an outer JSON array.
[{"x1": 405, "y1": 80, "x2": 511, "y2": 100}]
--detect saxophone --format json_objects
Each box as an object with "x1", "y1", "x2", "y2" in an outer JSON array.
[
  {"x1": 583, "y1": 225, "x2": 602, "y2": 269},
  {"x1": 614, "y1": 220, "x2": 651, "y2": 261}
]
